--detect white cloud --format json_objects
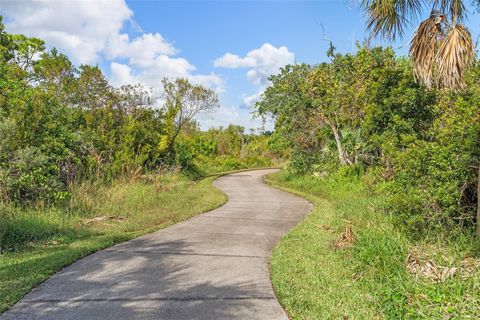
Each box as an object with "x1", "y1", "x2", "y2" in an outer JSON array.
[
  {"x1": 215, "y1": 43, "x2": 294, "y2": 114},
  {"x1": 148, "y1": 55, "x2": 195, "y2": 78},
  {"x1": 190, "y1": 73, "x2": 225, "y2": 93},
  {"x1": 109, "y1": 60, "x2": 224, "y2": 95},
  {"x1": 214, "y1": 53, "x2": 256, "y2": 68},
  {"x1": 196, "y1": 105, "x2": 272, "y2": 131},
  {"x1": 214, "y1": 43, "x2": 295, "y2": 85},
  {"x1": 1, "y1": 0, "x2": 133, "y2": 64},
  {"x1": 214, "y1": 44, "x2": 294, "y2": 114},
  {"x1": 106, "y1": 33, "x2": 177, "y2": 67},
  {"x1": 110, "y1": 62, "x2": 137, "y2": 88},
  {"x1": 1, "y1": 0, "x2": 224, "y2": 95},
  {"x1": 1, "y1": 0, "x2": 264, "y2": 128},
  {"x1": 242, "y1": 91, "x2": 262, "y2": 109},
  {"x1": 110, "y1": 51, "x2": 198, "y2": 89}
]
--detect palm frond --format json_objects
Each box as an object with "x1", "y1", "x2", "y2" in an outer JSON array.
[
  {"x1": 435, "y1": 24, "x2": 474, "y2": 89},
  {"x1": 361, "y1": 0, "x2": 423, "y2": 40},
  {"x1": 409, "y1": 13, "x2": 445, "y2": 88},
  {"x1": 433, "y1": 0, "x2": 467, "y2": 22}
]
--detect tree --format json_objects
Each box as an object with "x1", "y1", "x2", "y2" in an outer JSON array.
[
  {"x1": 160, "y1": 78, "x2": 219, "y2": 158},
  {"x1": 307, "y1": 63, "x2": 353, "y2": 165},
  {"x1": 255, "y1": 64, "x2": 320, "y2": 171},
  {"x1": 307, "y1": 46, "x2": 397, "y2": 166},
  {"x1": 361, "y1": 1, "x2": 480, "y2": 235},
  {"x1": 361, "y1": 0, "x2": 478, "y2": 90},
  {"x1": 33, "y1": 48, "x2": 76, "y2": 103},
  {"x1": 1, "y1": 21, "x2": 232, "y2": 203}
]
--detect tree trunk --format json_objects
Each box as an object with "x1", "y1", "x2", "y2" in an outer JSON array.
[
  {"x1": 166, "y1": 125, "x2": 182, "y2": 161},
  {"x1": 327, "y1": 121, "x2": 351, "y2": 166}
]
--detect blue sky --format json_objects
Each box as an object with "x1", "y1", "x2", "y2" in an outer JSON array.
[
  {"x1": 124, "y1": 0, "x2": 412, "y2": 128},
  {"x1": 1, "y1": 0, "x2": 479, "y2": 129},
  {"x1": 127, "y1": 1, "x2": 373, "y2": 66}
]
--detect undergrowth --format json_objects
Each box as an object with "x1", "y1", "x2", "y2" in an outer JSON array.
[{"x1": 266, "y1": 170, "x2": 480, "y2": 319}]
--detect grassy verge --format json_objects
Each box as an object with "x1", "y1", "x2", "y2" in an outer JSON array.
[
  {"x1": 266, "y1": 171, "x2": 480, "y2": 319},
  {"x1": 0, "y1": 174, "x2": 227, "y2": 313}
]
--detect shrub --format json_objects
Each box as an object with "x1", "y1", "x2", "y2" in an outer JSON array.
[{"x1": 0, "y1": 147, "x2": 67, "y2": 204}]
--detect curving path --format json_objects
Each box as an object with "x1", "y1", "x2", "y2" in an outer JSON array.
[{"x1": 2, "y1": 169, "x2": 312, "y2": 320}]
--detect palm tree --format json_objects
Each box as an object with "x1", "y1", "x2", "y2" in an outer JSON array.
[
  {"x1": 361, "y1": 1, "x2": 479, "y2": 235},
  {"x1": 360, "y1": 0, "x2": 477, "y2": 90}
]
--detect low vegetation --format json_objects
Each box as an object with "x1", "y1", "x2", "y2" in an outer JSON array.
[
  {"x1": 267, "y1": 171, "x2": 480, "y2": 319},
  {"x1": 0, "y1": 18, "x2": 276, "y2": 208},
  {"x1": 0, "y1": 173, "x2": 226, "y2": 313}
]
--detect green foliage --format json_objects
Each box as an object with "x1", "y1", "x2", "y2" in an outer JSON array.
[
  {"x1": 0, "y1": 147, "x2": 65, "y2": 204},
  {"x1": 387, "y1": 86, "x2": 480, "y2": 233},
  {"x1": 0, "y1": 206, "x2": 63, "y2": 253},
  {"x1": 175, "y1": 123, "x2": 275, "y2": 175},
  {"x1": 256, "y1": 44, "x2": 479, "y2": 233},
  {"x1": 0, "y1": 22, "x2": 274, "y2": 205},
  {"x1": 160, "y1": 78, "x2": 220, "y2": 159},
  {"x1": 258, "y1": 33, "x2": 479, "y2": 320}
]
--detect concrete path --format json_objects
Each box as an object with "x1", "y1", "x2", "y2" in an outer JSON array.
[{"x1": 2, "y1": 169, "x2": 312, "y2": 320}]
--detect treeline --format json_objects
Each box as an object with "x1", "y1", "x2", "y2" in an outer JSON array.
[
  {"x1": 0, "y1": 19, "x2": 273, "y2": 205},
  {"x1": 256, "y1": 45, "x2": 479, "y2": 234}
]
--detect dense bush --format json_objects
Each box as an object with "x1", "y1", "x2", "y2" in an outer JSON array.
[
  {"x1": 176, "y1": 123, "x2": 275, "y2": 175},
  {"x1": 387, "y1": 84, "x2": 480, "y2": 232}
]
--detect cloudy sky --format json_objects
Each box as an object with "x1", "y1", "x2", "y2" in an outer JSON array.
[{"x1": 1, "y1": 0, "x2": 479, "y2": 130}]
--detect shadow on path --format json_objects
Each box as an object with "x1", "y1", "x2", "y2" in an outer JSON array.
[{"x1": 1, "y1": 169, "x2": 312, "y2": 320}]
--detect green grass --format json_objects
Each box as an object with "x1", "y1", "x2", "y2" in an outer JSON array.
[
  {"x1": 0, "y1": 174, "x2": 227, "y2": 314},
  {"x1": 266, "y1": 171, "x2": 480, "y2": 319}
]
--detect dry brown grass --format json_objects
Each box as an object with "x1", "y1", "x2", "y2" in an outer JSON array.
[
  {"x1": 334, "y1": 224, "x2": 356, "y2": 249},
  {"x1": 406, "y1": 247, "x2": 480, "y2": 282}
]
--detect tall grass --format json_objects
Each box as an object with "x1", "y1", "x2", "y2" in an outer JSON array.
[{"x1": 266, "y1": 170, "x2": 480, "y2": 319}]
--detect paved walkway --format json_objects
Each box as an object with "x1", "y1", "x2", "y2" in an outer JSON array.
[{"x1": 2, "y1": 169, "x2": 312, "y2": 320}]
